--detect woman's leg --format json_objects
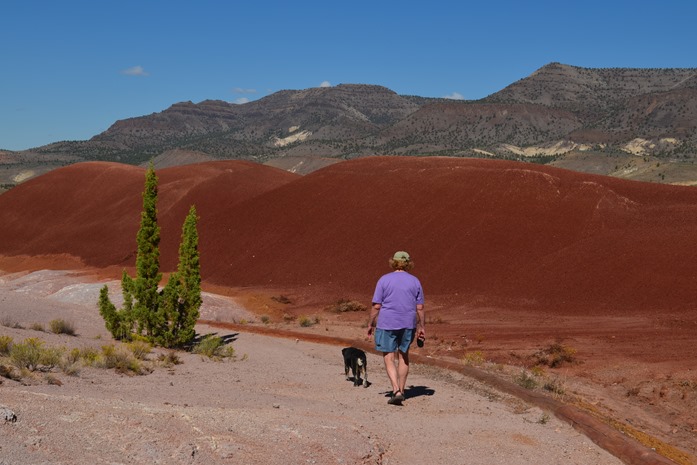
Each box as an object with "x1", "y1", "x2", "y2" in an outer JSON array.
[
  {"x1": 396, "y1": 350, "x2": 410, "y2": 394},
  {"x1": 382, "y1": 351, "x2": 400, "y2": 393}
]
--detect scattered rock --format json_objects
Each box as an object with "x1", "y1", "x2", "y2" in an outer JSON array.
[{"x1": 1, "y1": 407, "x2": 17, "y2": 423}]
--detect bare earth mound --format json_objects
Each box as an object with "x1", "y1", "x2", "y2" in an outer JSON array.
[{"x1": 0, "y1": 157, "x2": 696, "y2": 462}]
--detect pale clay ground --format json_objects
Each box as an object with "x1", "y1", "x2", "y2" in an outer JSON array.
[{"x1": 0, "y1": 270, "x2": 624, "y2": 465}]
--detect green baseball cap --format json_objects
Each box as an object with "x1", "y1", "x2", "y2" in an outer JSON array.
[{"x1": 393, "y1": 251, "x2": 411, "y2": 261}]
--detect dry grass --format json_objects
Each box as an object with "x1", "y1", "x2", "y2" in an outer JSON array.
[
  {"x1": 48, "y1": 319, "x2": 76, "y2": 336},
  {"x1": 514, "y1": 370, "x2": 540, "y2": 390},
  {"x1": 461, "y1": 351, "x2": 485, "y2": 366},
  {"x1": 157, "y1": 350, "x2": 182, "y2": 367},
  {"x1": 298, "y1": 315, "x2": 320, "y2": 327},
  {"x1": 327, "y1": 299, "x2": 367, "y2": 313},
  {"x1": 192, "y1": 335, "x2": 236, "y2": 360},
  {"x1": 0, "y1": 334, "x2": 200, "y2": 382},
  {"x1": 575, "y1": 399, "x2": 695, "y2": 465},
  {"x1": 29, "y1": 322, "x2": 45, "y2": 332},
  {"x1": 532, "y1": 343, "x2": 577, "y2": 368}
]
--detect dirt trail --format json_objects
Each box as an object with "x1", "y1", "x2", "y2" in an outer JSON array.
[{"x1": 1, "y1": 270, "x2": 689, "y2": 464}]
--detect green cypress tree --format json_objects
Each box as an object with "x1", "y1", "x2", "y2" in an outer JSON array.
[
  {"x1": 98, "y1": 285, "x2": 131, "y2": 341},
  {"x1": 98, "y1": 285, "x2": 118, "y2": 335},
  {"x1": 158, "y1": 205, "x2": 201, "y2": 347},
  {"x1": 132, "y1": 164, "x2": 162, "y2": 338},
  {"x1": 98, "y1": 167, "x2": 202, "y2": 348},
  {"x1": 158, "y1": 272, "x2": 182, "y2": 347},
  {"x1": 175, "y1": 205, "x2": 202, "y2": 343}
]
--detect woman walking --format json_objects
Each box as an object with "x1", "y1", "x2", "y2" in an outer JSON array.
[{"x1": 367, "y1": 251, "x2": 425, "y2": 405}]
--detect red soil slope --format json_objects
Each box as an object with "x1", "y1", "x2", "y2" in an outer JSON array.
[
  {"x1": 0, "y1": 160, "x2": 300, "y2": 271},
  {"x1": 2, "y1": 156, "x2": 697, "y2": 314},
  {"x1": 200, "y1": 156, "x2": 697, "y2": 314}
]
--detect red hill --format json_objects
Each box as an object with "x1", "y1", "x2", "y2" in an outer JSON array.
[
  {"x1": 199, "y1": 157, "x2": 697, "y2": 314},
  {"x1": 1, "y1": 156, "x2": 697, "y2": 314},
  {"x1": 0, "y1": 160, "x2": 300, "y2": 270}
]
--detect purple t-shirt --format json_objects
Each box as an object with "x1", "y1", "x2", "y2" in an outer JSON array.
[{"x1": 372, "y1": 271, "x2": 424, "y2": 330}]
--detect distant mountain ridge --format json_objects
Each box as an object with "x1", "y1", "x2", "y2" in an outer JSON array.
[{"x1": 5, "y1": 63, "x2": 697, "y2": 186}]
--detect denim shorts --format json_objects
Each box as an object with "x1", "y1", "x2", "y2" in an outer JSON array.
[{"x1": 374, "y1": 328, "x2": 415, "y2": 353}]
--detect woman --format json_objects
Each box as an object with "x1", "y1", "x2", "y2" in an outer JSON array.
[{"x1": 367, "y1": 251, "x2": 425, "y2": 405}]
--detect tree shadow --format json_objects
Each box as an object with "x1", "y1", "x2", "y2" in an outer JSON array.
[{"x1": 185, "y1": 332, "x2": 239, "y2": 350}]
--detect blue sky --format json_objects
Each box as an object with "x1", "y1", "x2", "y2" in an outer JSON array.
[{"x1": 2, "y1": 0, "x2": 696, "y2": 151}]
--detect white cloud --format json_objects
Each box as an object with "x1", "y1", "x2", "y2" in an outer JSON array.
[
  {"x1": 444, "y1": 92, "x2": 464, "y2": 100},
  {"x1": 121, "y1": 66, "x2": 148, "y2": 76},
  {"x1": 232, "y1": 87, "x2": 257, "y2": 94},
  {"x1": 319, "y1": 81, "x2": 331, "y2": 87},
  {"x1": 233, "y1": 97, "x2": 250, "y2": 105}
]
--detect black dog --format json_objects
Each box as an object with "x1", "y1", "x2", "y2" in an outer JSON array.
[{"x1": 342, "y1": 347, "x2": 368, "y2": 387}]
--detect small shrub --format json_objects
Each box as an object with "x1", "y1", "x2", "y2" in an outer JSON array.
[
  {"x1": 127, "y1": 340, "x2": 152, "y2": 360},
  {"x1": 192, "y1": 335, "x2": 234, "y2": 360},
  {"x1": 49, "y1": 319, "x2": 76, "y2": 336},
  {"x1": 543, "y1": 377, "x2": 566, "y2": 396},
  {"x1": 537, "y1": 412, "x2": 551, "y2": 424},
  {"x1": 533, "y1": 344, "x2": 577, "y2": 368},
  {"x1": 157, "y1": 350, "x2": 182, "y2": 367},
  {"x1": 461, "y1": 351, "x2": 485, "y2": 366},
  {"x1": 39, "y1": 346, "x2": 65, "y2": 370},
  {"x1": 0, "y1": 318, "x2": 23, "y2": 329},
  {"x1": 78, "y1": 347, "x2": 100, "y2": 366},
  {"x1": 99, "y1": 344, "x2": 117, "y2": 366},
  {"x1": 0, "y1": 335, "x2": 13, "y2": 355},
  {"x1": 123, "y1": 359, "x2": 148, "y2": 375},
  {"x1": 298, "y1": 315, "x2": 315, "y2": 327},
  {"x1": 515, "y1": 370, "x2": 539, "y2": 390},
  {"x1": 328, "y1": 299, "x2": 367, "y2": 313},
  {"x1": 10, "y1": 338, "x2": 44, "y2": 371},
  {"x1": 29, "y1": 322, "x2": 45, "y2": 332},
  {"x1": 100, "y1": 344, "x2": 144, "y2": 374},
  {"x1": 66, "y1": 348, "x2": 82, "y2": 365},
  {"x1": 219, "y1": 345, "x2": 236, "y2": 359},
  {"x1": 193, "y1": 335, "x2": 221, "y2": 357},
  {"x1": 1, "y1": 364, "x2": 18, "y2": 380},
  {"x1": 60, "y1": 361, "x2": 81, "y2": 377},
  {"x1": 260, "y1": 315, "x2": 270, "y2": 324}
]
